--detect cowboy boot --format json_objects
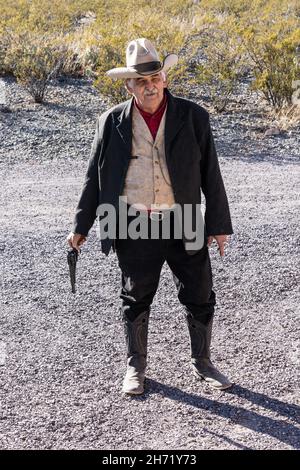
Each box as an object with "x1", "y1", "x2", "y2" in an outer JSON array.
[
  {"x1": 122, "y1": 310, "x2": 149, "y2": 395},
  {"x1": 185, "y1": 314, "x2": 232, "y2": 390}
]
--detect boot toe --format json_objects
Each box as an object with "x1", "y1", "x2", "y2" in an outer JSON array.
[
  {"x1": 192, "y1": 359, "x2": 233, "y2": 390},
  {"x1": 122, "y1": 367, "x2": 145, "y2": 395},
  {"x1": 122, "y1": 378, "x2": 145, "y2": 395}
]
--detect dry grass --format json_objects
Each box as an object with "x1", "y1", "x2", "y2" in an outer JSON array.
[{"x1": 272, "y1": 104, "x2": 300, "y2": 131}]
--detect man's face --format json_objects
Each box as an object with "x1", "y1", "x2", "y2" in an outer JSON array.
[{"x1": 126, "y1": 72, "x2": 167, "y2": 112}]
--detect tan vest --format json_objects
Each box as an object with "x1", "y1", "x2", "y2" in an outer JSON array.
[{"x1": 122, "y1": 105, "x2": 175, "y2": 209}]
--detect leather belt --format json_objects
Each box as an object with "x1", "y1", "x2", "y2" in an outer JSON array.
[
  {"x1": 125, "y1": 203, "x2": 175, "y2": 221},
  {"x1": 127, "y1": 207, "x2": 172, "y2": 221}
]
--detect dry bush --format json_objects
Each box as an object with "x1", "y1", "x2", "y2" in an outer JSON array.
[
  {"x1": 5, "y1": 33, "x2": 70, "y2": 103},
  {"x1": 191, "y1": 0, "x2": 300, "y2": 114}
]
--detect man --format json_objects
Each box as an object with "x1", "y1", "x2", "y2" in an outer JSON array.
[{"x1": 67, "y1": 38, "x2": 234, "y2": 395}]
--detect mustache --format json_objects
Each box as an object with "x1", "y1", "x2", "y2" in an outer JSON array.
[{"x1": 144, "y1": 90, "x2": 158, "y2": 96}]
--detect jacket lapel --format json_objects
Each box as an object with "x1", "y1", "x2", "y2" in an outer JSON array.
[
  {"x1": 116, "y1": 98, "x2": 133, "y2": 156},
  {"x1": 165, "y1": 89, "x2": 185, "y2": 161}
]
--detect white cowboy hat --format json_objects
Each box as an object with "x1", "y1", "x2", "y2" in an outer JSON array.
[{"x1": 106, "y1": 38, "x2": 178, "y2": 79}]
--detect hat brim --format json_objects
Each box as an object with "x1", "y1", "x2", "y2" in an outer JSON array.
[{"x1": 106, "y1": 54, "x2": 178, "y2": 79}]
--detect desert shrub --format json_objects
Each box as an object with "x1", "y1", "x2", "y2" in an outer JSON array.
[
  {"x1": 191, "y1": 0, "x2": 300, "y2": 112},
  {"x1": 191, "y1": 14, "x2": 245, "y2": 111},
  {"x1": 239, "y1": 18, "x2": 300, "y2": 110},
  {"x1": 5, "y1": 33, "x2": 70, "y2": 102}
]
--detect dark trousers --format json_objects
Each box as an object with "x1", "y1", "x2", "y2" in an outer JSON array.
[{"x1": 115, "y1": 214, "x2": 216, "y2": 324}]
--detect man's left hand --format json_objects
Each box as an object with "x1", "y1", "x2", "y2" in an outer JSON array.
[{"x1": 207, "y1": 235, "x2": 229, "y2": 257}]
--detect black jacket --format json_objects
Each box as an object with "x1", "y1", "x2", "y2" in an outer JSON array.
[{"x1": 72, "y1": 89, "x2": 233, "y2": 255}]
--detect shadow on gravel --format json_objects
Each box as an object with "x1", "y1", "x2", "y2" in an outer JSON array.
[
  {"x1": 227, "y1": 385, "x2": 300, "y2": 424},
  {"x1": 142, "y1": 379, "x2": 300, "y2": 449},
  {"x1": 201, "y1": 429, "x2": 252, "y2": 450}
]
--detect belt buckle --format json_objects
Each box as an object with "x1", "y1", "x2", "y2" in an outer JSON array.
[{"x1": 150, "y1": 210, "x2": 164, "y2": 221}]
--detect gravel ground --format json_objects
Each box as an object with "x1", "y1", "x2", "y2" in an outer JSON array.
[{"x1": 0, "y1": 76, "x2": 299, "y2": 450}]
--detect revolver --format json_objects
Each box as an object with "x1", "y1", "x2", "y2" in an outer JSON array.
[{"x1": 67, "y1": 248, "x2": 79, "y2": 294}]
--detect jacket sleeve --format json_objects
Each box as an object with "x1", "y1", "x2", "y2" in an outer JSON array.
[
  {"x1": 72, "y1": 116, "x2": 103, "y2": 236},
  {"x1": 199, "y1": 117, "x2": 233, "y2": 236}
]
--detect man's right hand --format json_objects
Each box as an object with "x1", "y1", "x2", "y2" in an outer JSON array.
[{"x1": 67, "y1": 232, "x2": 87, "y2": 252}]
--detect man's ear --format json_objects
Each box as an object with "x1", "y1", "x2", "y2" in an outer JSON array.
[
  {"x1": 161, "y1": 72, "x2": 168, "y2": 88},
  {"x1": 125, "y1": 79, "x2": 133, "y2": 95}
]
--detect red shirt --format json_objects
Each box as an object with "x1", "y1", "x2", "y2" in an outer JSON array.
[{"x1": 135, "y1": 93, "x2": 167, "y2": 140}]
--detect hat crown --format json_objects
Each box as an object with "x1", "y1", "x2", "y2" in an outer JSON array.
[
  {"x1": 126, "y1": 38, "x2": 160, "y2": 67},
  {"x1": 106, "y1": 37, "x2": 178, "y2": 79}
]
